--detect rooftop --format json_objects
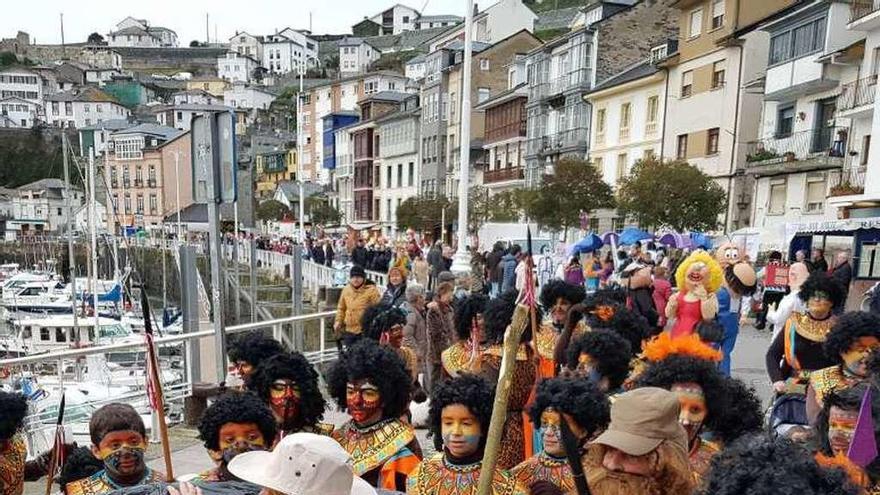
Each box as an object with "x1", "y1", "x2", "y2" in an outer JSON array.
[
  {"x1": 360, "y1": 90, "x2": 413, "y2": 103},
  {"x1": 18, "y1": 178, "x2": 67, "y2": 192},
  {"x1": 589, "y1": 59, "x2": 659, "y2": 94},
  {"x1": 78, "y1": 119, "x2": 137, "y2": 131},
  {"x1": 44, "y1": 87, "x2": 122, "y2": 104},
  {"x1": 111, "y1": 123, "x2": 184, "y2": 141}
]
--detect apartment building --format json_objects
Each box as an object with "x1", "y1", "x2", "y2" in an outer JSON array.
[
  {"x1": 428, "y1": 0, "x2": 537, "y2": 51},
  {"x1": 443, "y1": 30, "x2": 542, "y2": 196},
  {"x1": 104, "y1": 124, "x2": 191, "y2": 231},
  {"x1": 229, "y1": 31, "x2": 265, "y2": 61},
  {"x1": 361, "y1": 4, "x2": 421, "y2": 35},
  {"x1": 339, "y1": 38, "x2": 382, "y2": 76},
  {"x1": 107, "y1": 17, "x2": 178, "y2": 48},
  {"x1": 45, "y1": 87, "x2": 130, "y2": 129},
  {"x1": 256, "y1": 149, "x2": 297, "y2": 199},
  {"x1": 217, "y1": 51, "x2": 260, "y2": 83},
  {"x1": 0, "y1": 67, "x2": 46, "y2": 119},
  {"x1": 334, "y1": 122, "x2": 357, "y2": 222},
  {"x1": 12, "y1": 179, "x2": 84, "y2": 233},
  {"x1": 375, "y1": 95, "x2": 421, "y2": 235},
  {"x1": 746, "y1": 0, "x2": 865, "y2": 250}
]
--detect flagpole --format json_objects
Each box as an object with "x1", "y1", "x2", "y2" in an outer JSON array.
[
  {"x1": 45, "y1": 393, "x2": 66, "y2": 495},
  {"x1": 141, "y1": 286, "x2": 174, "y2": 480}
]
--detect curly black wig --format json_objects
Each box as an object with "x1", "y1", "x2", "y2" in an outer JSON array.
[
  {"x1": 824, "y1": 311, "x2": 880, "y2": 364},
  {"x1": 697, "y1": 434, "x2": 859, "y2": 495},
  {"x1": 361, "y1": 304, "x2": 407, "y2": 341},
  {"x1": 227, "y1": 331, "x2": 285, "y2": 366},
  {"x1": 799, "y1": 272, "x2": 846, "y2": 309},
  {"x1": 88, "y1": 403, "x2": 145, "y2": 446},
  {"x1": 454, "y1": 293, "x2": 488, "y2": 342},
  {"x1": 696, "y1": 319, "x2": 725, "y2": 345},
  {"x1": 327, "y1": 340, "x2": 412, "y2": 420},
  {"x1": 815, "y1": 383, "x2": 880, "y2": 482},
  {"x1": 528, "y1": 376, "x2": 610, "y2": 438},
  {"x1": 59, "y1": 446, "x2": 103, "y2": 492},
  {"x1": 0, "y1": 391, "x2": 27, "y2": 441},
  {"x1": 634, "y1": 355, "x2": 762, "y2": 444},
  {"x1": 249, "y1": 352, "x2": 326, "y2": 430},
  {"x1": 593, "y1": 310, "x2": 652, "y2": 356},
  {"x1": 566, "y1": 330, "x2": 632, "y2": 391},
  {"x1": 427, "y1": 373, "x2": 495, "y2": 451},
  {"x1": 198, "y1": 391, "x2": 278, "y2": 451},
  {"x1": 484, "y1": 290, "x2": 531, "y2": 344},
  {"x1": 539, "y1": 280, "x2": 586, "y2": 313},
  {"x1": 583, "y1": 288, "x2": 626, "y2": 326}
]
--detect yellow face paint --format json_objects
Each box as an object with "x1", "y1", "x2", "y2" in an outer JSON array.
[
  {"x1": 842, "y1": 336, "x2": 880, "y2": 376},
  {"x1": 217, "y1": 422, "x2": 266, "y2": 450},
  {"x1": 441, "y1": 404, "x2": 482, "y2": 458}
]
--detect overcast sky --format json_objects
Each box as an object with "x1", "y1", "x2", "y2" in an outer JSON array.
[{"x1": 0, "y1": 0, "x2": 479, "y2": 46}]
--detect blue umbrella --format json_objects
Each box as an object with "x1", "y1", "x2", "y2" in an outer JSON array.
[
  {"x1": 601, "y1": 232, "x2": 619, "y2": 245},
  {"x1": 619, "y1": 227, "x2": 653, "y2": 246},
  {"x1": 571, "y1": 233, "x2": 603, "y2": 254},
  {"x1": 690, "y1": 232, "x2": 713, "y2": 249}
]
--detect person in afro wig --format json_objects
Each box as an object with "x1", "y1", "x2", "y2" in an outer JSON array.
[
  {"x1": 806, "y1": 311, "x2": 880, "y2": 424},
  {"x1": 511, "y1": 377, "x2": 610, "y2": 493},
  {"x1": 408, "y1": 374, "x2": 526, "y2": 495},
  {"x1": 594, "y1": 309, "x2": 653, "y2": 359},
  {"x1": 193, "y1": 391, "x2": 278, "y2": 483},
  {"x1": 566, "y1": 329, "x2": 632, "y2": 393},
  {"x1": 0, "y1": 390, "x2": 29, "y2": 495},
  {"x1": 583, "y1": 288, "x2": 626, "y2": 327},
  {"x1": 361, "y1": 304, "x2": 419, "y2": 381},
  {"x1": 226, "y1": 331, "x2": 285, "y2": 388},
  {"x1": 442, "y1": 293, "x2": 488, "y2": 378},
  {"x1": 635, "y1": 354, "x2": 763, "y2": 483},
  {"x1": 535, "y1": 280, "x2": 587, "y2": 378},
  {"x1": 767, "y1": 272, "x2": 845, "y2": 394},
  {"x1": 248, "y1": 351, "x2": 328, "y2": 437},
  {"x1": 327, "y1": 340, "x2": 421, "y2": 491},
  {"x1": 814, "y1": 384, "x2": 880, "y2": 492},
  {"x1": 697, "y1": 434, "x2": 859, "y2": 495}
]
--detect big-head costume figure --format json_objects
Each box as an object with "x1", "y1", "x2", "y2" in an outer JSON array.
[
  {"x1": 666, "y1": 251, "x2": 722, "y2": 338},
  {"x1": 714, "y1": 242, "x2": 757, "y2": 375}
]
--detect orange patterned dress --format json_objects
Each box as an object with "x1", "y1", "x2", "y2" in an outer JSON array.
[
  {"x1": 0, "y1": 435, "x2": 26, "y2": 495},
  {"x1": 480, "y1": 344, "x2": 537, "y2": 469}
]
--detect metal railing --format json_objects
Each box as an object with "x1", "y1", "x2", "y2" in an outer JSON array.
[
  {"x1": 484, "y1": 167, "x2": 525, "y2": 183},
  {"x1": 526, "y1": 127, "x2": 589, "y2": 156},
  {"x1": 829, "y1": 165, "x2": 867, "y2": 196},
  {"x1": 745, "y1": 126, "x2": 848, "y2": 166},
  {"x1": 851, "y1": 0, "x2": 880, "y2": 23},
  {"x1": 839, "y1": 75, "x2": 877, "y2": 111},
  {"x1": 528, "y1": 68, "x2": 592, "y2": 101}
]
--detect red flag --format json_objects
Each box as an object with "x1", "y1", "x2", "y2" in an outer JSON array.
[
  {"x1": 45, "y1": 393, "x2": 66, "y2": 495},
  {"x1": 144, "y1": 332, "x2": 161, "y2": 411}
]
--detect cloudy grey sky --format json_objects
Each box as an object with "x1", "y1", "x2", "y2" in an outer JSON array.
[{"x1": 1, "y1": 0, "x2": 475, "y2": 45}]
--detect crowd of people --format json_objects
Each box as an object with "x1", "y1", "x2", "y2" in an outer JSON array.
[{"x1": 3, "y1": 235, "x2": 879, "y2": 495}]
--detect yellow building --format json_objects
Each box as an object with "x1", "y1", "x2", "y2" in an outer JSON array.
[
  {"x1": 256, "y1": 148, "x2": 298, "y2": 199},
  {"x1": 186, "y1": 77, "x2": 230, "y2": 97}
]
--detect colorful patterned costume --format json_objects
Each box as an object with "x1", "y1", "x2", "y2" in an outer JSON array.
[
  {"x1": 510, "y1": 452, "x2": 574, "y2": 494},
  {"x1": 442, "y1": 341, "x2": 477, "y2": 378},
  {"x1": 332, "y1": 418, "x2": 420, "y2": 491},
  {"x1": 0, "y1": 435, "x2": 26, "y2": 495},
  {"x1": 534, "y1": 321, "x2": 588, "y2": 379},
  {"x1": 809, "y1": 365, "x2": 862, "y2": 407},
  {"x1": 406, "y1": 453, "x2": 527, "y2": 495},
  {"x1": 480, "y1": 344, "x2": 537, "y2": 469},
  {"x1": 66, "y1": 469, "x2": 164, "y2": 495},
  {"x1": 689, "y1": 437, "x2": 721, "y2": 485}
]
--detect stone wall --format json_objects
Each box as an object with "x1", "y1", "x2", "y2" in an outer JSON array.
[{"x1": 595, "y1": 0, "x2": 680, "y2": 84}]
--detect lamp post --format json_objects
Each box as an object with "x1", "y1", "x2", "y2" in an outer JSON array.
[
  {"x1": 171, "y1": 151, "x2": 183, "y2": 244},
  {"x1": 450, "y1": 0, "x2": 475, "y2": 275},
  {"x1": 296, "y1": 55, "x2": 319, "y2": 244}
]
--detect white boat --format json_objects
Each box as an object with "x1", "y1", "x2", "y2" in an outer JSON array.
[
  {"x1": 1, "y1": 272, "x2": 54, "y2": 295},
  {"x1": 2, "y1": 281, "x2": 70, "y2": 315},
  {"x1": 0, "y1": 315, "x2": 140, "y2": 356}
]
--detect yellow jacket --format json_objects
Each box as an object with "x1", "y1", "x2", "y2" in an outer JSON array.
[{"x1": 335, "y1": 281, "x2": 381, "y2": 334}]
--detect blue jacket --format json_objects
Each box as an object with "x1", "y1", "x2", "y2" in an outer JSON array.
[{"x1": 501, "y1": 254, "x2": 517, "y2": 293}]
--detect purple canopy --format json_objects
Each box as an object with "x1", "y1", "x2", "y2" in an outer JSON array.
[
  {"x1": 601, "y1": 232, "x2": 619, "y2": 245},
  {"x1": 658, "y1": 232, "x2": 693, "y2": 249}
]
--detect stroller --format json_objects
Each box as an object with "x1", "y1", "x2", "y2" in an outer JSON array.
[{"x1": 766, "y1": 390, "x2": 810, "y2": 441}]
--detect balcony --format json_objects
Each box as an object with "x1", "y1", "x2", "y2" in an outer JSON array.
[
  {"x1": 485, "y1": 120, "x2": 527, "y2": 144},
  {"x1": 528, "y1": 69, "x2": 591, "y2": 102},
  {"x1": 526, "y1": 127, "x2": 589, "y2": 157},
  {"x1": 850, "y1": 0, "x2": 880, "y2": 29},
  {"x1": 838, "y1": 75, "x2": 877, "y2": 117},
  {"x1": 829, "y1": 165, "x2": 867, "y2": 197},
  {"x1": 147, "y1": 179, "x2": 157, "y2": 188},
  {"x1": 484, "y1": 167, "x2": 525, "y2": 184},
  {"x1": 133, "y1": 179, "x2": 143, "y2": 187},
  {"x1": 745, "y1": 126, "x2": 847, "y2": 176}
]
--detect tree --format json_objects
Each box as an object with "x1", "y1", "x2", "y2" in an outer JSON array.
[
  {"x1": 306, "y1": 194, "x2": 343, "y2": 226},
  {"x1": 523, "y1": 158, "x2": 615, "y2": 235},
  {"x1": 0, "y1": 52, "x2": 17, "y2": 68},
  {"x1": 468, "y1": 186, "x2": 526, "y2": 233},
  {"x1": 396, "y1": 195, "x2": 456, "y2": 232},
  {"x1": 256, "y1": 200, "x2": 291, "y2": 222},
  {"x1": 87, "y1": 32, "x2": 105, "y2": 44},
  {"x1": 189, "y1": 40, "x2": 205, "y2": 47},
  {"x1": 616, "y1": 156, "x2": 727, "y2": 232}
]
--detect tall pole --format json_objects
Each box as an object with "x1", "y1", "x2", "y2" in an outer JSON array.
[
  {"x1": 61, "y1": 133, "x2": 78, "y2": 340},
  {"x1": 233, "y1": 201, "x2": 241, "y2": 322},
  {"x1": 60, "y1": 13, "x2": 66, "y2": 60},
  {"x1": 174, "y1": 152, "x2": 182, "y2": 244},
  {"x1": 102, "y1": 148, "x2": 122, "y2": 309},
  {"x1": 88, "y1": 149, "x2": 99, "y2": 331},
  {"x1": 297, "y1": 62, "x2": 306, "y2": 244},
  {"x1": 450, "y1": 0, "x2": 475, "y2": 275}
]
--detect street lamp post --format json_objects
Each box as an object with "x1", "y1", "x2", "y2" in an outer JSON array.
[
  {"x1": 296, "y1": 56, "x2": 319, "y2": 244},
  {"x1": 172, "y1": 151, "x2": 183, "y2": 244},
  {"x1": 450, "y1": 0, "x2": 475, "y2": 275}
]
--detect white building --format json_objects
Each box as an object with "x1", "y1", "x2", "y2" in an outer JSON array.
[
  {"x1": 262, "y1": 29, "x2": 319, "y2": 75},
  {"x1": 153, "y1": 104, "x2": 239, "y2": 131},
  {"x1": 414, "y1": 14, "x2": 463, "y2": 30},
  {"x1": 229, "y1": 31, "x2": 264, "y2": 62},
  {"x1": 44, "y1": 87, "x2": 130, "y2": 129},
  {"x1": 0, "y1": 96, "x2": 40, "y2": 127},
  {"x1": 0, "y1": 67, "x2": 45, "y2": 113},
  {"x1": 171, "y1": 89, "x2": 223, "y2": 106},
  {"x1": 747, "y1": 0, "x2": 864, "y2": 251},
  {"x1": 224, "y1": 83, "x2": 276, "y2": 111},
  {"x1": 405, "y1": 54, "x2": 427, "y2": 81},
  {"x1": 12, "y1": 179, "x2": 84, "y2": 233},
  {"x1": 339, "y1": 38, "x2": 381, "y2": 76},
  {"x1": 334, "y1": 123, "x2": 356, "y2": 222},
  {"x1": 217, "y1": 51, "x2": 260, "y2": 83},
  {"x1": 278, "y1": 28, "x2": 319, "y2": 63},
  {"x1": 366, "y1": 4, "x2": 421, "y2": 35},
  {"x1": 375, "y1": 96, "x2": 421, "y2": 235},
  {"x1": 107, "y1": 17, "x2": 178, "y2": 48},
  {"x1": 428, "y1": 0, "x2": 537, "y2": 51}
]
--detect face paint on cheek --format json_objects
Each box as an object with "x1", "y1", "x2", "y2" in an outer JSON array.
[
  {"x1": 347, "y1": 383, "x2": 382, "y2": 424},
  {"x1": 842, "y1": 337, "x2": 880, "y2": 376},
  {"x1": 829, "y1": 407, "x2": 859, "y2": 455},
  {"x1": 671, "y1": 384, "x2": 707, "y2": 442},
  {"x1": 101, "y1": 446, "x2": 146, "y2": 477}
]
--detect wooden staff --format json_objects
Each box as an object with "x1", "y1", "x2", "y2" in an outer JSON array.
[{"x1": 140, "y1": 286, "x2": 174, "y2": 481}]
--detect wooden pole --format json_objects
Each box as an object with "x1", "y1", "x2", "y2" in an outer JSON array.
[{"x1": 141, "y1": 286, "x2": 174, "y2": 481}]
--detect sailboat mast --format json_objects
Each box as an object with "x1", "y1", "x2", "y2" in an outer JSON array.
[
  {"x1": 62, "y1": 133, "x2": 78, "y2": 338},
  {"x1": 88, "y1": 148, "x2": 99, "y2": 330}
]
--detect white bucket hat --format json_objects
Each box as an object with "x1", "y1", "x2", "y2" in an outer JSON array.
[{"x1": 227, "y1": 432, "x2": 377, "y2": 495}]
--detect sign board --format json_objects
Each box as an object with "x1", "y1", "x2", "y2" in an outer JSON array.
[
  {"x1": 765, "y1": 262, "x2": 790, "y2": 287},
  {"x1": 191, "y1": 111, "x2": 237, "y2": 204}
]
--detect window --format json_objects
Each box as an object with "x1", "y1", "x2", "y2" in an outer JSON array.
[
  {"x1": 712, "y1": 60, "x2": 726, "y2": 88},
  {"x1": 596, "y1": 108, "x2": 606, "y2": 141},
  {"x1": 804, "y1": 174, "x2": 826, "y2": 213},
  {"x1": 681, "y1": 71, "x2": 693, "y2": 97},
  {"x1": 677, "y1": 134, "x2": 688, "y2": 159},
  {"x1": 386, "y1": 166, "x2": 392, "y2": 187},
  {"x1": 40, "y1": 327, "x2": 50, "y2": 341},
  {"x1": 769, "y1": 18, "x2": 825, "y2": 65},
  {"x1": 689, "y1": 9, "x2": 703, "y2": 38},
  {"x1": 84, "y1": 104, "x2": 90, "y2": 113},
  {"x1": 776, "y1": 105, "x2": 795, "y2": 138},
  {"x1": 616, "y1": 153, "x2": 628, "y2": 181},
  {"x1": 65, "y1": 102, "x2": 72, "y2": 116},
  {"x1": 862, "y1": 135, "x2": 872, "y2": 166},
  {"x1": 477, "y1": 87, "x2": 490, "y2": 103},
  {"x1": 619, "y1": 103, "x2": 631, "y2": 140},
  {"x1": 408, "y1": 162, "x2": 414, "y2": 186},
  {"x1": 480, "y1": 59, "x2": 490, "y2": 71},
  {"x1": 397, "y1": 164, "x2": 403, "y2": 188},
  {"x1": 707, "y1": 128, "x2": 720, "y2": 155},
  {"x1": 712, "y1": 0, "x2": 725, "y2": 29},
  {"x1": 386, "y1": 199, "x2": 392, "y2": 221},
  {"x1": 858, "y1": 243, "x2": 880, "y2": 278},
  {"x1": 149, "y1": 194, "x2": 158, "y2": 214},
  {"x1": 768, "y1": 179, "x2": 787, "y2": 214},
  {"x1": 646, "y1": 96, "x2": 659, "y2": 135}
]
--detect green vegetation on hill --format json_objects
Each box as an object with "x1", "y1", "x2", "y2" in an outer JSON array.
[
  {"x1": 525, "y1": 0, "x2": 588, "y2": 13},
  {"x1": 0, "y1": 128, "x2": 71, "y2": 188},
  {"x1": 368, "y1": 50, "x2": 424, "y2": 73}
]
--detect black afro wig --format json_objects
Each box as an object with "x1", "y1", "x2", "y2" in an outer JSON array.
[
  {"x1": 799, "y1": 272, "x2": 845, "y2": 309},
  {"x1": 528, "y1": 376, "x2": 610, "y2": 438},
  {"x1": 593, "y1": 309, "x2": 653, "y2": 357},
  {"x1": 361, "y1": 304, "x2": 407, "y2": 341},
  {"x1": 59, "y1": 446, "x2": 103, "y2": 492},
  {"x1": 635, "y1": 355, "x2": 762, "y2": 444},
  {"x1": 583, "y1": 288, "x2": 626, "y2": 326},
  {"x1": 327, "y1": 340, "x2": 412, "y2": 420},
  {"x1": 249, "y1": 352, "x2": 326, "y2": 431},
  {"x1": 198, "y1": 391, "x2": 278, "y2": 451},
  {"x1": 697, "y1": 435, "x2": 859, "y2": 495},
  {"x1": 227, "y1": 331, "x2": 285, "y2": 366},
  {"x1": 539, "y1": 280, "x2": 586, "y2": 313},
  {"x1": 824, "y1": 311, "x2": 880, "y2": 365},
  {"x1": 0, "y1": 391, "x2": 27, "y2": 441},
  {"x1": 566, "y1": 329, "x2": 632, "y2": 391},
  {"x1": 454, "y1": 293, "x2": 488, "y2": 341},
  {"x1": 815, "y1": 383, "x2": 880, "y2": 482},
  {"x1": 428, "y1": 373, "x2": 495, "y2": 451},
  {"x1": 483, "y1": 290, "x2": 527, "y2": 345}
]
